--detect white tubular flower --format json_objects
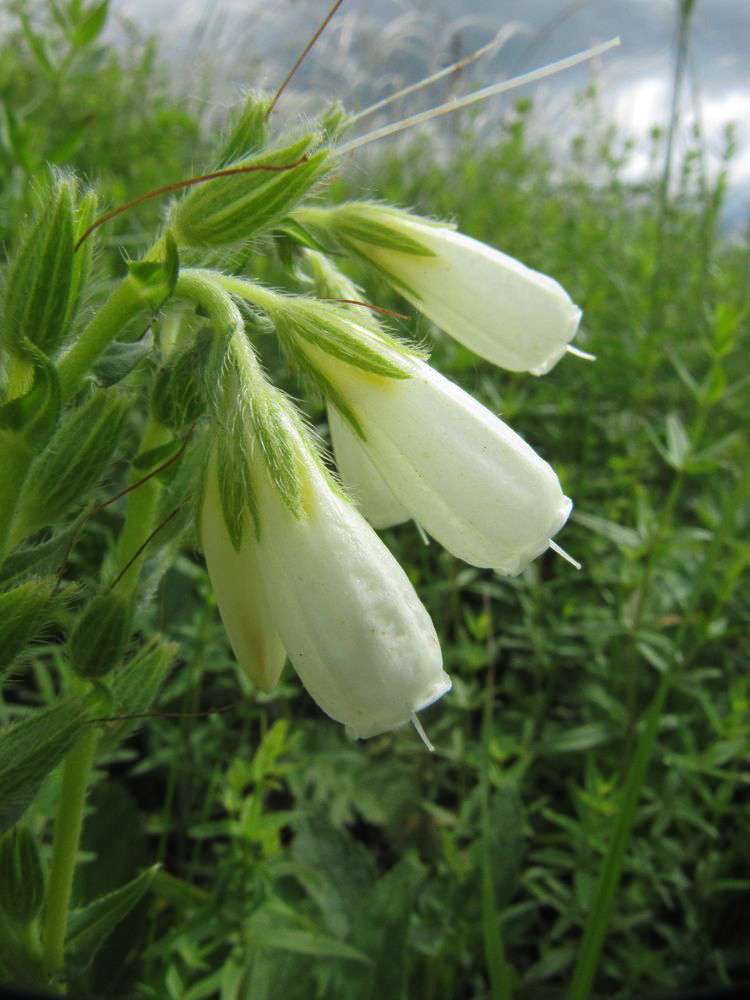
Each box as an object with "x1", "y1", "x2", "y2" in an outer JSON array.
[
  {"x1": 301, "y1": 341, "x2": 571, "y2": 576},
  {"x1": 327, "y1": 403, "x2": 409, "y2": 530},
  {"x1": 303, "y1": 203, "x2": 582, "y2": 376},
  {"x1": 200, "y1": 451, "x2": 287, "y2": 694},
  {"x1": 249, "y1": 407, "x2": 449, "y2": 739}
]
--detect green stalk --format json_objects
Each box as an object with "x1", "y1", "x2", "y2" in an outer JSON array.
[
  {"x1": 568, "y1": 456, "x2": 750, "y2": 1000},
  {"x1": 114, "y1": 419, "x2": 172, "y2": 595},
  {"x1": 42, "y1": 727, "x2": 98, "y2": 981},
  {"x1": 57, "y1": 277, "x2": 147, "y2": 404}
]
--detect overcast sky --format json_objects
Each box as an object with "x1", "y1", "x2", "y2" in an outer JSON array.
[{"x1": 108, "y1": 0, "x2": 750, "y2": 223}]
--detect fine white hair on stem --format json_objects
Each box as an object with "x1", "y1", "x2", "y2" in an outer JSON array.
[
  {"x1": 350, "y1": 26, "x2": 516, "y2": 125},
  {"x1": 549, "y1": 540, "x2": 583, "y2": 571},
  {"x1": 335, "y1": 37, "x2": 621, "y2": 156}
]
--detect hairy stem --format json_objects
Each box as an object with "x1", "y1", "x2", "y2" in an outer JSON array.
[{"x1": 42, "y1": 727, "x2": 98, "y2": 981}]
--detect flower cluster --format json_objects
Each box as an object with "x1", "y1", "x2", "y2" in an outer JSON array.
[{"x1": 196, "y1": 193, "x2": 581, "y2": 742}]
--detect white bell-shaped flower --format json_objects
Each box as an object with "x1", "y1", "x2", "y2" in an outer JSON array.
[
  {"x1": 327, "y1": 205, "x2": 582, "y2": 375},
  {"x1": 303, "y1": 343, "x2": 572, "y2": 576},
  {"x1": 327, "y1": 404, "x2": 409, "y2": 530},
  {"x1": 200, "y1": 452, "x2": 287, "y2": 693},
  {"x1": 250, "y1": 409, "x2": 449, "y2": 739}
]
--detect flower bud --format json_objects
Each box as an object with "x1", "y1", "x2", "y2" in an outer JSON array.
[
  {"x1": 307, "y1": 202, "x2": 582, "y2": 376},
  {"x1": 14, "y1": 388, "x2": 129, "y2": 539},
  {"x1": 0, "y1": 826, "x2": 45, "y2": 924},
  {"x1": 3, "y1": 173, "x2": 76, "y2": 358},
  {"x1": 69, "y1": 590, "x2": 133, "y2": 679},
  {"x1": 174, "y1": 133, "x2": 330, "y2": 249}
]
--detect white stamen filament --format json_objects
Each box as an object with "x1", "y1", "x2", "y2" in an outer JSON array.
[
  {"x1": 335, "y1": 37, "x2": 621, "y2": 156},
  {"x1": 415, "y1": 522, "x2": 431, "y2": 547},
  {"x1": 350, "y1": 27, "x2": 514, "y2": 125},
  {"x1": 411, "y1": 712, "x2": 436, "y2": 752},
  {"x1": 566, "y1": 345, "x2": 597, "y2": 361},
  {"x1": 549, "y1": 539, "x2": 582, "y2": 570}
]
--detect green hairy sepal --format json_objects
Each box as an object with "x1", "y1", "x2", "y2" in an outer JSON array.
[
  {"x1": 270, "y1": 296, "x2": 413, "y2": 380},
  {"x1": 174, "y1": 132, "x2": 331, "y2": 249}
]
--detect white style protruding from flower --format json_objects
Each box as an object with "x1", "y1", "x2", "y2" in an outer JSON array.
[
  {"x1": 306, "y1": 204, "x2": 582, "y2": 376},
  {"x1": 303, "y1": 340, "x2": 572, "y2": 576},
  {"x1": 200, "y1": 451, "x2": 287, "y2": 693},
  {"x1": 250, "y1": 407, "x2": 450, "y2": 739}
]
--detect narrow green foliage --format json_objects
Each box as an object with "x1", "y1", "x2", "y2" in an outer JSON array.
[
  {"x1": 0, "y1": 577, "x2": 58, "y2": 674},
  {"x1": 0, "y1": 697, "x2": 89, "y2": 836},
  {"x1": 174, "y1": 133, "x2": 330, "y2": 248},
  {"x1": 0, "y1": 826, "x2": 45, "y2": 924},
  {"x1": 65, "y1": 864, "x2": 159, "y2": 968},
  {"x1": 14, "y1": 388, "x2": 130, "y2": 540},
  {"x1": 3, "y1": 173, "x2": 76, "y2": 357},
  {"x1": 70, "y1": 590, "x2": 133, "y2": 679}
]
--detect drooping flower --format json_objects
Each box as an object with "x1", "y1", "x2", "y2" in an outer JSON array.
[
  {"x1": 297, "y1": 202, "x2": 582, "y2": 376},
  {"x1": 278, "y1": 310, "x2": 571, "y2": 576},
  {"x1": 200, "y1": 366, "x2": 450, "y2": 739}
]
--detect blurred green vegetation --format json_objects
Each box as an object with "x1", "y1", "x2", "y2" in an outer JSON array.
[{"x1": 1, "y1": 2, "x2": 749, "y2": 999}]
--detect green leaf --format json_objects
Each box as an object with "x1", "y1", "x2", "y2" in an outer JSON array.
[
  {"x1": 250, "y1": 927, "x2": 370, "y2": 963},
  {"x1": 0, "y1": 346, "x2": 61, "y2": 446},
  {"x1": 65, "y1": 864, "x2": 159, "y2": 966},
  {"x1": 0, "y1": 697, "x2": 89, "y2": 836},
  {"x1": 72, "y1": 0, "x2": 109, "y2": 49},
  {"x1": 19, "y1": 13, "x2": 55, "y2": 75}
]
